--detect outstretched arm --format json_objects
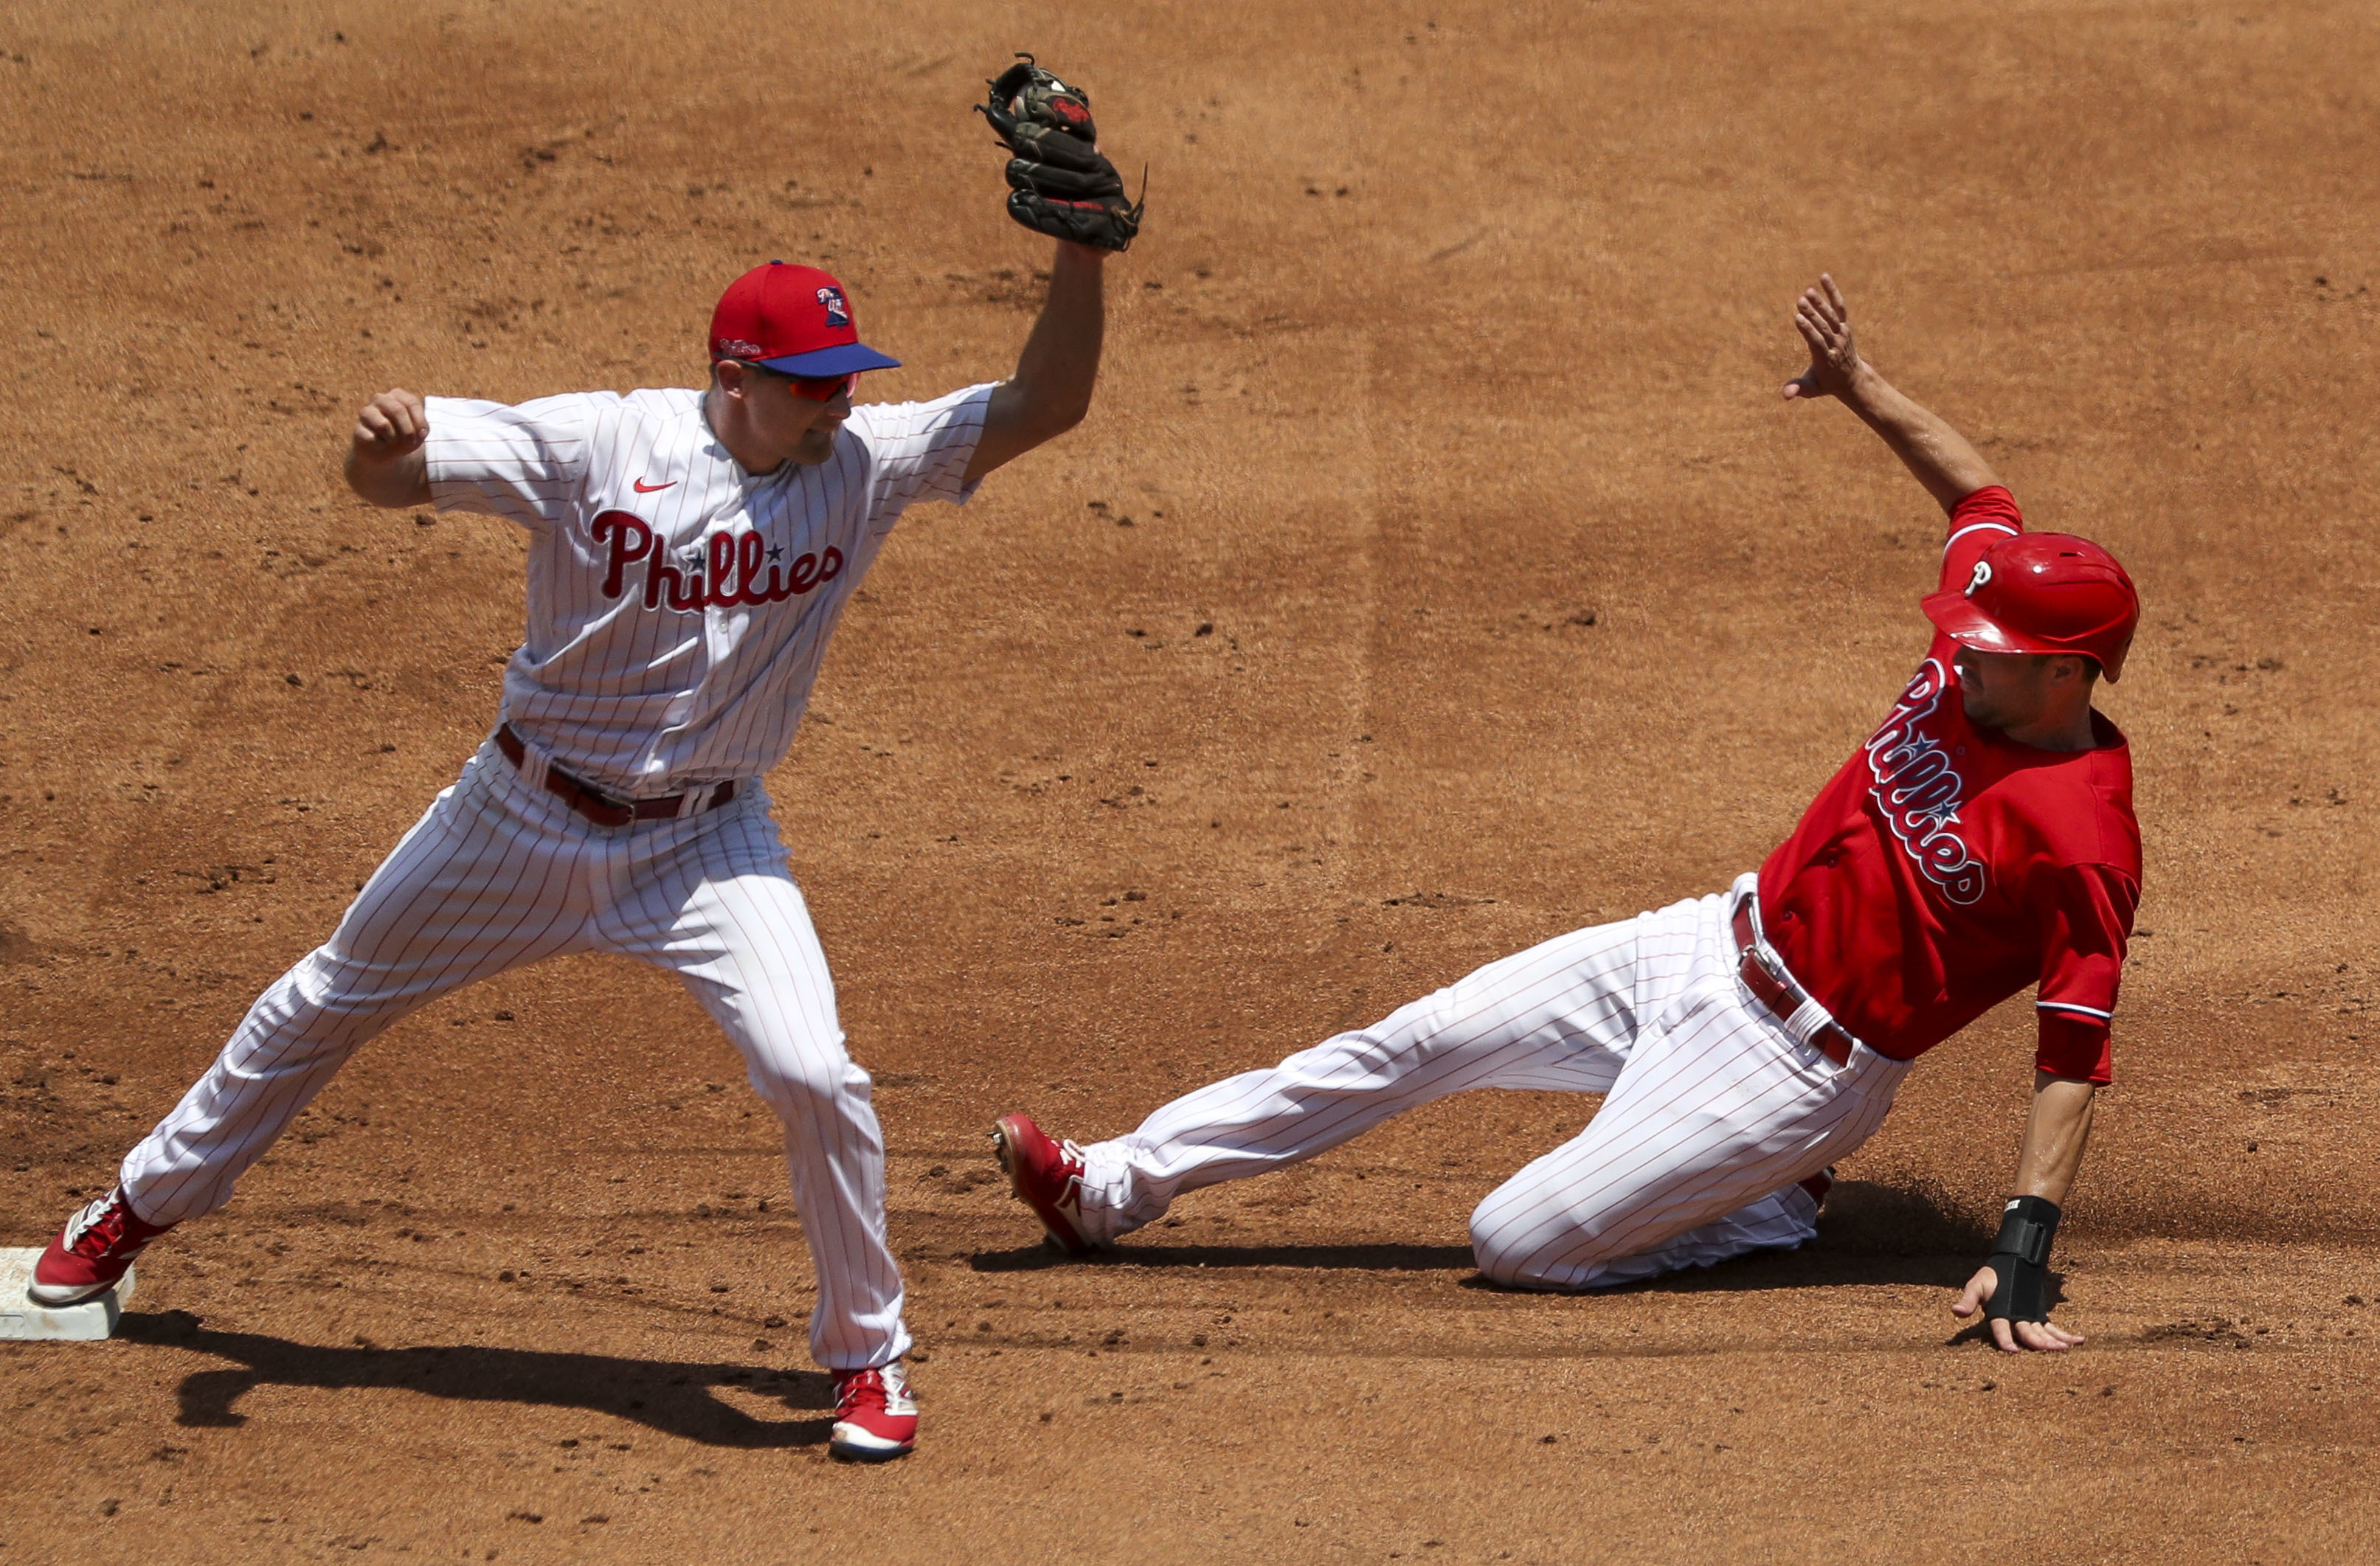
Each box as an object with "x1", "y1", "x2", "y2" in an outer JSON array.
[
  {"x1": 964, "y1": 240, "x2": 1106, "y2": 485},
  {"x1": 1783, "y1": 274, "x2": 2001, "y2": 515},
  {"x1": 1950, "y1": 1070, "x2": 2098, "y2": 1352},
  {"x1": 345, "y1": 388, "x2": 433, "y2": 509}
]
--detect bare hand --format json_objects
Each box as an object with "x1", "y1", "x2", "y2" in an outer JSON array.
[
  {"x1": 344, "y1": 387, "x2": 434, "y2": 509},
  {"x1": 1951, "y1": 1264, "x2": 2088, "y2": 1353},
  {"x1": 353, "y1": 388, "x2": 429, "y2": 458},
  {"x1": 1782, "y1": 274, "x2": 1864, "y2": 403}
]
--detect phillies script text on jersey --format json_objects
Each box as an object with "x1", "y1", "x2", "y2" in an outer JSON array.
[
  {"x1": 417, "y1": 381, "x2": 993, "y2": 792},
  {"x1": 592, "y1": 510, "x2": 845, "y2": 611},
  {"x1": 1862, "y1": 656, "x2": 1986, "y2": 906},
  {"x1": 106, "y1": 371, "x2": 1006, "y2": 1380},
  {"x1": 1751, "y1": 485, "x2": 2140, "y2": 1079}
]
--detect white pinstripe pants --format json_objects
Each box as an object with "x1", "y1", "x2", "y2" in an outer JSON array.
[
  {"x1": 1076, "y1": 875, "x2": 1912, "y2": 1289},
  {"x1": 117, "y1": 738, "x2": 908, "y2": 1371}
]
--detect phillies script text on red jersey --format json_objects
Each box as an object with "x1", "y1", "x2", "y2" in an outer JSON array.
[{"x1": 1757, "y1": 487, "x2": 2140, "y2": 1082}]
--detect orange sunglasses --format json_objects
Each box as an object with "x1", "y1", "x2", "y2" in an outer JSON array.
[{"x1": 733, "y1": 361, "x2": 859, "y2": 403}]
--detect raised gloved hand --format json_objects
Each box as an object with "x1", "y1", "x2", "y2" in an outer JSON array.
[{"x1": 977, "y1": 55, "x2": 1143, "y2": 252}]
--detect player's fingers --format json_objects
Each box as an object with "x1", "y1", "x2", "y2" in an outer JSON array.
[
  {"x1": 1793, "y1": 312, "x2": 1829, "y2": 356},
  {"x1": 1796, "y1": 297, "x2": 1841, "y2": 347},
  {"x1": 1821, "y1": 271, "x2": 1849, "y2": 319},
  {"x1": 1990, "y1": 1317, "x2": 2018, "y2": 1353},
  {"x1": 2016, "y1": 1320, "x2": 2072, "y2": 1353},
  {"x1": 356, "y1": 392, "x2": 428, "y2": 454},
  {"x1": 1953, "y1": 1265, "x2": 1996, "y2": 1317},
  {"x1": 382, "y1": 391, "x2": 423, "y2": 441},
  {"x1": 1798, "y1": 288, "x2": 1838, "y2": 333}
]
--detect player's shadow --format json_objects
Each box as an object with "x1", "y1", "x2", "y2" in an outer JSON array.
[
  {"x1": 1447, "y1": 1177, "x2": 2071, "y2": 1321},
  {"x1": 113, "y1": 1310, "x2": 837, "y2": 1447},
  {"x1": 967, "y1": 1239, "x2": 1476, "y2": 1274},
  {"x1": 970, "y1": 1180, "x2": 2007, "y2": 1295},
  {"x1": 1587, "y1": 1178, "x2": 2009, "y2": 1295}
]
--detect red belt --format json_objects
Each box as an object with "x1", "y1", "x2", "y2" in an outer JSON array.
[
  {"x1": 495, "y1": 724, "x2": 737, "y2": 829},
  {"x1": 1729, "y1": 901, "x2": 1855, "y2": 1068}
]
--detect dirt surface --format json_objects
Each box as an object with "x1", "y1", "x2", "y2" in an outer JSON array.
[{"x1": 4, "y1": 0, "x2": 2379, "y2": 1559}]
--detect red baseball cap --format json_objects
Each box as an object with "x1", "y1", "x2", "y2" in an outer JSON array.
[
  {"x1": 1921, "y1": 532, "x2": 2139, "y2": 681},
  {"x1": 708, "y1": 261, "x2": 901, "y2": 376}
]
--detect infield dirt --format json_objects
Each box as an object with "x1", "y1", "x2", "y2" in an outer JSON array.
[{"x1": 4, "y1": 1, "x2": 2379, "y2": 1561}]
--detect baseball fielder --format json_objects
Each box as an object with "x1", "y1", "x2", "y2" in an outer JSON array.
[
  {"x1": 29, "y1": 60, "x2": 1142, "y2": 1461},
  {"x1": 996, "y1": 276, "x2": 2141, "y2": 1351}
]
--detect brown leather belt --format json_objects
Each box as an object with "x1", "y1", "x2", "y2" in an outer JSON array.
[
  {"x1": 1729, "y1": 901, "x2": 1855, "y2": 1068},
  {"x1": 495, "y1": 723, "x2": 737, "y2": 829}
]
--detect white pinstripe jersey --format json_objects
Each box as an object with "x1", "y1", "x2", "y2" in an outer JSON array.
[{"x1": 422, "y1": 383, "x2": 996, "y2": 794}]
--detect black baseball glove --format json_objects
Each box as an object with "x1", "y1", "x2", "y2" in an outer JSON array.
[{"x1": 977, "y1": 55, "x2": 1143, "y2": 252}]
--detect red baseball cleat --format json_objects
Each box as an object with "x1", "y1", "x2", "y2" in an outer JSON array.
[
  {"x1": 29, "y1": 1186, "x2": 174, "y2": 1306},
  {"x1": 990, "y1": 1112, "x2": 1098, "y2": 1256},
  {"x1": 828, "y1": 1362, "x2": 918, "y2": 1463}
]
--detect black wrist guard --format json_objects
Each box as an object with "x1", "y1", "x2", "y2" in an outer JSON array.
[{"x1": 1982, "y1": 1195, "x2": 2061, "y2": 1323}]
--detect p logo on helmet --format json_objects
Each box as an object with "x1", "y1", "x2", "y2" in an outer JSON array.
[{"x1": 1921, "y1": 533, "x2": 2139, "y2": 682}]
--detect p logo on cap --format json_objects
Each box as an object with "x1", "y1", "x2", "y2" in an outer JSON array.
[{"x1": 708, "y1": 262, "x2": 900, "y2": 378}]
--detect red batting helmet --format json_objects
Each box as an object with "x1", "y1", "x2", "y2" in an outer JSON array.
[{"x1": 1920, "y1": 533, "x2": 2139, "y2": 682}]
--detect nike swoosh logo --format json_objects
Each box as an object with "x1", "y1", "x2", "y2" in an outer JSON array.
[{"x1": 633, "y1": 478, "x2": 674, "y2": 493}]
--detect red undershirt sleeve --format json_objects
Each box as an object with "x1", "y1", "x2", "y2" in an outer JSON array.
[
  {"x1": 1940, "y1": 485, "x2": 2025, "y2": 595},
  {"x1": 2033, "y1": 862, "x2": 2139, "y2": 1084}
]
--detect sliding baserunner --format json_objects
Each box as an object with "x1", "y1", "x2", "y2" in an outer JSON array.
[{"x1": 994, "y1": 274, "x2": 2140, "y2": 1352}]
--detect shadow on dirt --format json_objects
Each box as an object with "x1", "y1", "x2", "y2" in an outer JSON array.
[
  {"x1": 115, "y1": 1310, "x2": 837, "y2": 1447},
  {"x1": 970, "y1": 1180, "x2": 2004, "y2": 1294},
  {"x1": 1478, "y1": 1180, "x2": 2007, "y2": 1295},
  {"x1": 969, "y1": 1240, "x2": 1476, "y2": 1273},
  {"x1": 1814, "y1": 1178, "x2": 1999, "y2": 1256}
]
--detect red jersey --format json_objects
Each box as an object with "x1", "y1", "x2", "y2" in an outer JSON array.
[{"x1": 1755, "y1": 486, "x2": 2139, "y2": 1084}]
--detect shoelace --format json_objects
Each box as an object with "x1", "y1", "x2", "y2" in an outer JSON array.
[
  {"x1": 837, "y1": 1370, "x2": 890, "y2": 1416},
  {"x1": 1056, "y1": 1140, "x2": 1089, "y2": 1202},
  {"x1": 67, "y1": 1196, "x2": 141, "y2": 1258}
]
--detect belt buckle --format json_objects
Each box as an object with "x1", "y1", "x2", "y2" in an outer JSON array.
[
  {"x1": 1745, "y1": 940, "x2": 1791, "y2": 992},
  {"x1": 551, "y1": 764, "x2": 634, "y2": 820}
]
